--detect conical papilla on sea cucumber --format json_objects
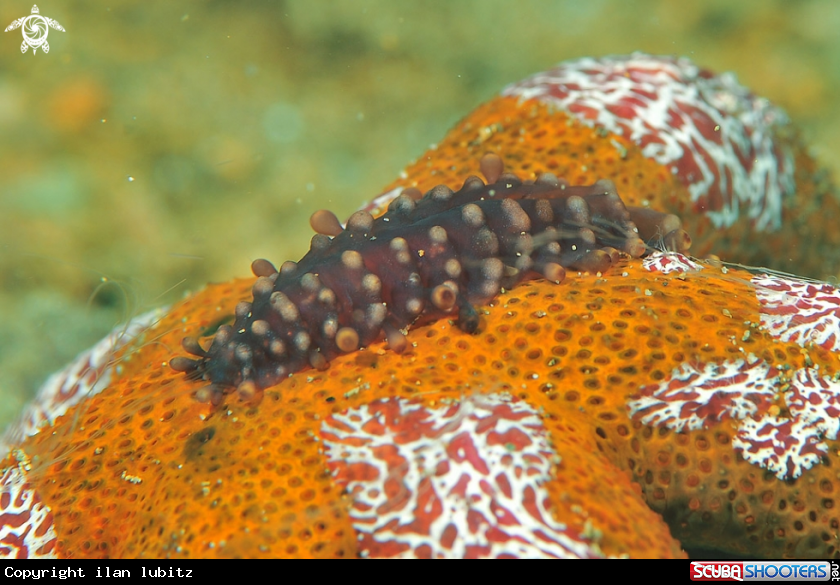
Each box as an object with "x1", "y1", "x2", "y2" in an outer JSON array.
[{"x1": 171, "y1": 154, "x2": 692, "y2": 404}]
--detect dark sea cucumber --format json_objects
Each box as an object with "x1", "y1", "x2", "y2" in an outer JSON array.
[{"x1": 171, "y1": 155, "x2": 690, "y2": 403}]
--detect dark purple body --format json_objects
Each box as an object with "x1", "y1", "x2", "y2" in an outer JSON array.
[{"x1": 172, "y1": 173, "x2": 682, "y2": 402}]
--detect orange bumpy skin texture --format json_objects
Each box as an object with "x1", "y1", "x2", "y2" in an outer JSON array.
[
  {"x1": 9, "y1": 257, "x2": 840, "y2": 558},
  {"x1": 6, "y1": 55, "x2": 840, "y2": 559},
  {"x1": 380, "y1": 97, "x2": 689, "y2": 215},
  {"x1": 377, "y1": 96, "x2": 839, "y2": 279},
  {"x1": 5, "y1": 272, "x2": 683, "y2": 559}
]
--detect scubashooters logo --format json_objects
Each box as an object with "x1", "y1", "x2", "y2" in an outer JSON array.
[{"x1": 690, "y1": 561, "x2": 837, "y2": 582}]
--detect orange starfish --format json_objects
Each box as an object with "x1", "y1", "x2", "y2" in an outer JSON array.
[{"x1": 2, "y1": 53, "x2": 839, "y2": 559}]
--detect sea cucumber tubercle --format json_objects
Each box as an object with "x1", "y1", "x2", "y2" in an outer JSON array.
[{"x1": 171, "y1": 158, "x2": 689, "y2": 404}]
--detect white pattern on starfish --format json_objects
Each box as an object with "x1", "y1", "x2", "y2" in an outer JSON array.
[
  {"x1": 630, "y1": 358, "x2": 840, "y2": 479},
  {"x1": 627, "y1": 358, "x2": 778, "y2": 432},
  {"x1": 0, "y1": 467, "x2": 57, "y2": 559},
  {"x1": 786, "y1": 368, "x2": 840, "y2": 438},
  {"x1": 503, "y1": 53, "x2": 795, "y2": 231},
  {"x1": 642, "y1": 251, "x2": 704, "y2": 274},
  {"x1": 752, "y1": 274, "x2": 840, "y2": 352},
  {"x1": 320, "y1": 393, "x2": 602, "y2": 559},
  {"x1": 733, "y1": 414, "x2": 825, "y2": 480},
  {"x1": 732, "y1": 368, "x2": 840, "y2": 479},
  {"x1": 734, "y1": 368, "x2": 840, "y2": 479}
]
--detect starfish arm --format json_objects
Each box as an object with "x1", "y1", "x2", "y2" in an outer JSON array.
[
  {"x1": 46, "y1": 18, "x2": 64, "y2": 32},
  {"x1": 20, "y1": 40, "x2": 27, "y2": 53},
  {"x1": 42, "y1": 41, "x2": 49, "y2": 53},
  {"x1": 4, "y1": 17, "x2": 24, "y2": 32}
]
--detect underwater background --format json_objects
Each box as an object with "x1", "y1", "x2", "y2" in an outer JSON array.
[{"x1": 1, "y1": 0, "x2": 839, "y2": 430}]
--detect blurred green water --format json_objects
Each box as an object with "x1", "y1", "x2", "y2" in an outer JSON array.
[{"x1": 1, "y1": 0, "x2": 839, "y2": 429}]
